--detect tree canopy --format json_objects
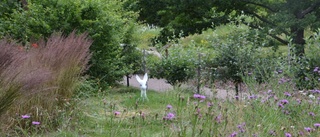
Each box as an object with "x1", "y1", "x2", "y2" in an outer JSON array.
[
  {"x1": 222, "y1": 0, "x2": 320, "y2": 56},
  {"x1": 133, "y1": 0, "x2": 320, "y2": 55}
]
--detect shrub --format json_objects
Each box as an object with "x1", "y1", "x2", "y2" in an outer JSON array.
[
  {"x1": 290, "y1": 30, "x2": 320, "y2": 89},
  {"x1": 211, "y1": 24, "x2": 260, "y2": 95},
  {"x1": 251, "y1": 55, "x2": 279, "y2": 84},
  {"x1": 121, "y1": 22, "x2": 144, "y2": 77},
  {"x1": 149, "y1": 46, "x2": 197, "y2": 86},
  {"x1": 0, "y1": 0, "x2": 139, "y2": 86}
]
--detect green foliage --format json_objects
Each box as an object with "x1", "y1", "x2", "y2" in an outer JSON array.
[
  {"x1": 306, "y1": 29, "x2": 320, "y2": 72},
  {"x1": 79, "y1": 0, "x2": 136, "y2": 85},
  {"x1": 133, "y1": 0, "x2": 320, "y2": 56},
  {"x1": 131, "y1": 0, "x2": 228, "y2": 44},
  {"x1": 74, "y1": 78, "x2": 101, "y2": 98},
  {"x1": 251, "y1": 55, "x2": 279, "y2": 84},
  {"x1": 0, "y1": 84, "x2": 20, "y2": 116},
  {"x1": 212, "y1": 24, "x2": 259, "y2": 84},
  {"x1": 149, "y1": 46, "x2": 197, "y2": 86},
  {"x1": 212, "y1": 0, "x2": 320, "y2": 56},
  {"x1": 127, "y1": 0, "x2": 166, "y2": 25},
  {"x1": 135, "y1": 25, "x2": 162, "y2": 49},
  {"x1": 289, "y1": 29, "x2": 320, "y2": 89},
  {"x1": 0, "y1": 0, "x2": 139, "y2": 86},
  {"x1": 120, "y1": 22, "x2": 144, "y2": 75}
]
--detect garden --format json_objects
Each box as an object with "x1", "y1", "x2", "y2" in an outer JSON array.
[{"x1": 1, "y1": 0, "x2": 320, "y2": 137}]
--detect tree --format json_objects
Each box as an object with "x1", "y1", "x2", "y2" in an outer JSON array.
[
  {"x1": 131, "y1": 0, "x2": 228, "y2": 44},
  {"x1": 218, "y1": 0, "x2": 320, "y2": 56},
  {"x1": 134, "y1": 0, "x2": 320, "y2": 56},
  {"x1": 212, "y1": 24, "x2": 259, "y2": 96},
  {"x1": 120, "y1": 22, "x2": 143, "y2": 87},
  {"x1": 125, "y1": 0, "x2": 166, "y2": 25},
  {"x1": 148, "y1": 46, "x2": 198, "y2": 86},
  {"x1": 212, "y1": 0, "x2": 320, "y2": 90}
]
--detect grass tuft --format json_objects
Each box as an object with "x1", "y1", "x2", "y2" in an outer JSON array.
[{"x1": 0, "y1": 31, "x2": 92, "y2": 135}]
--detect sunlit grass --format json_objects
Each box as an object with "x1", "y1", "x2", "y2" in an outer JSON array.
[
  {"x1": 41, "y1": 80, "x2": 320, "y2": 137},
  {"x1": 135, "y1": 24, "x2": 162, "y2": 49},
  {"x1": 50, "y1": 87, "x2": 185, "y2": 137}
]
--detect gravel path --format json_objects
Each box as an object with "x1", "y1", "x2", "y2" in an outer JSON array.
[
  {"x1": 120, "y1": 75, "x2": 173, "y2": 92},
  {"x1": 120, "y1": 75, "x2": 238, "y2": 99}
]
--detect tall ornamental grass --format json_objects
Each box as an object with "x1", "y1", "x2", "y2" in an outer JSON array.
[
  {"x1": 0, "y1": 32, "x2": 92, "y2": 135},
  {"x1": 0, "y1": 42, "x2": 24, "y2": 116}
]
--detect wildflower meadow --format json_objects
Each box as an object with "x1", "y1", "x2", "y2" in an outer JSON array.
[
  {"x1": 1, "y1": 25, "x2": 320, "y2": 137},
  {"x1": 1, "y1": 1, "x2": 320, "y2": 136},
  {"x1": 38, "y1": 79, "x2": 320, "y2": 137}
]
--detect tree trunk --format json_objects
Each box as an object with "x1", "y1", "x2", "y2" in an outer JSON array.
[
  {"x1": 126, "y1": 74, "x2": 130, "y2": 87},
  {"x1": 235, "y1": 82, "x2": 239, "y2": 97},
  {"x1": 291, "y1": 27, "x2": 305, "y2": 57},
  {"x1": 291, "y1": 27, "x2": 306, "y2": 90},
  {"x1": 197, "y1": 53, "x2": 201, "y2": 94}
]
